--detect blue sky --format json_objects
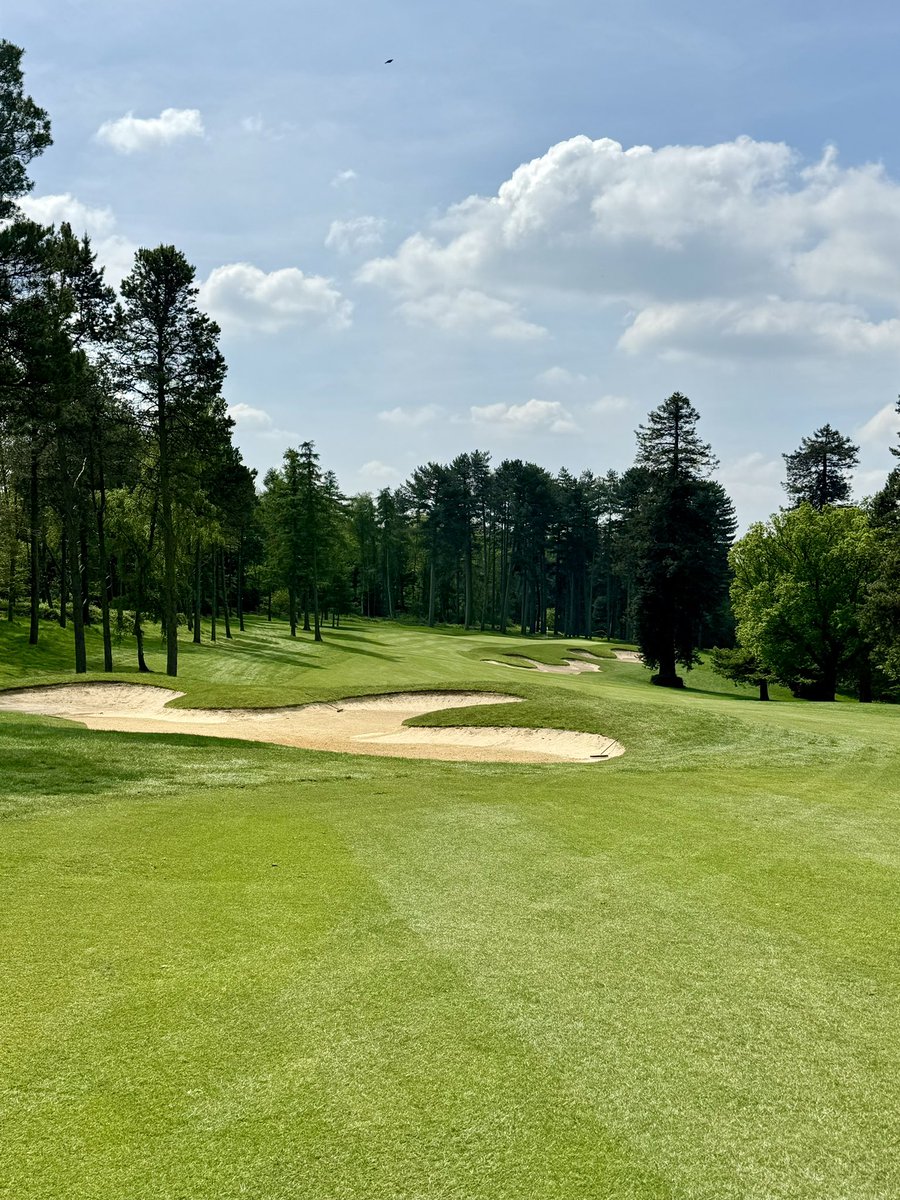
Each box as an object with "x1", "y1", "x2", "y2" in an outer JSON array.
[{"x1": 8, "y1": 0, "x2": 900, "y2": 523}]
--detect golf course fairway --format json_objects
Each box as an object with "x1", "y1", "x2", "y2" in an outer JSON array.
[{"x1": 2, "y1": 616, "x2": 898, "y2": 1199}]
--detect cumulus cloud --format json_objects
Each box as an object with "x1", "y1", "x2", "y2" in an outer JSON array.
[
  {"x1": 537, "y1": 366, "x2": 589, "y2": 386},
  {"x1": 718, "y1": 453, "x2": 785, "y2": 528},
  {"x1": 359, "y1": 460, "x2": 402, "y2": 483},
  {"x1": 19, "y1": 192, "x2": 136, "y2": 285},
  {"x1": 198, "y1": 263, "x2": 352, "y2": 334},
  {"x1": 589, "y1": 394, "x2": 631, "y2": 413},
  {"x1": 856, "y1": 402, "x2": 899, "y2": 447},
  {"x1": 325, "y1": 216, "x2": 386, "y2": 255},
  {"x1": 227, "y1": 403, "x2": 273, "y2": 429},
  {"x1": 359, "y1": 134, "x2": 900, "y2": 360},
  {"x1": 470, "y1": 399, "x2": 578, "y2": 434},
  {"x1": 397, "y1": 289, "x2": 546, "y2": 340},
  {"x1": 96, "y1": 108, "x2": 204, "y2": 154},
  {"x1": 378, "y1": 404, "x2": 442, "y2": 428},
  {"x1": 619, "y1": 298, "x2": 900, "y2": 360},
  {"x1": 854, "y1": 467, "x2": 893, "y2": 499},
  {"x1": 331, "y1": 168, "x2": 358, "y2": 187}
]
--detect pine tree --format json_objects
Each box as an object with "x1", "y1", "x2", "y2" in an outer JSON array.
[
  {"x1": 0, "y1": 40, "x2": 52, "y2": 220},
  {"x1": 782, "y1": 424, "x2": 859, "y2": 509},
  {"x1": 628, "y1": 393, "x2": 735, "y2": 687},
  {"x1": 118, "y1": 245, "x2": 227, "y2": 677}
]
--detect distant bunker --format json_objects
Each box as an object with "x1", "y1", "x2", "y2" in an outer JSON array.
[{"x1": 0, "y1": 685, "x2": 625, "y2": 765}]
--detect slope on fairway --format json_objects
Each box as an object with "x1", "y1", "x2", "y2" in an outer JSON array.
[{"x1": 2, "y1": 617, "x2": 899, "y2": 1199}]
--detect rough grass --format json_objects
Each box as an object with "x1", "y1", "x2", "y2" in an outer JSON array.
[{"x1": 1, "y1": 615, "x2": 899, "y2": 1199}]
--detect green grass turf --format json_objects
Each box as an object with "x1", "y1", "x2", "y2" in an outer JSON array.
[{"x1": 1, "y1": 616, "x2": 899, "y2": 1198}]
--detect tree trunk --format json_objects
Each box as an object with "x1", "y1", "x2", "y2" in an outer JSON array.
[
  {"x1": 210, "y1": 553, "x2": 218, "y2": 642},
  {"x1": 312, "y1": 540, "x2": 322, "y2": 643},
  {"x1": 858, "y1": 656, "x2": 873, "y2": 703},
  {"x1": 237, "y1": 535, "x2": 245, "y2": 632},
  {"x1": 650, "y1": 645, "x2": 683, "y2": 688},
  {"x1": 67, "y1": 523, "x2": 87, "y2": 673},
  {"x1": 222, "y1": 548, "x2": 232, "y2": 639},
  {"x1": 463, "y1": 541, "x2": 473, "y2": 630},
  {"x1": 59, "y1": 525, "x2": 67, "y2": 628},
  {"x1": 6, "y1": 530, "x2": 16, "y2": 621},
  {"x1": 158, "y1": 395, "x2": 178, "y2": 677},
  {"x1": 79, "y1": 522, "x2": 90, "y2": 626},
  {"x1": 59, "y1": 450, "x2": 87, "y2": 675},
  {"x1": 758, "y1": 679, "x2": 770, "y2": 701},
  {"x1": 193, "y1": 542, "x2": 202, "y2": 644},
  {"x1": 29, "y1": 450, "x2": 40, "y2": 645},
  {"x1": 135, "y1": 559, "x2": 150, "y2": 673},
  {"x1": 499, "y1": 526, "x2": 510, "y2": 634},
  {"x1": 96, "y1": 496, "x2": 113, "y2": 672},
  {"x1": 384, "y1": 549, "x2": 393, "y2": 619}
]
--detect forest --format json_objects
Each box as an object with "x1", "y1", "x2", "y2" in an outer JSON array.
[{"x1": 3, "y1": 39, "x2": 900, "y2": 702}]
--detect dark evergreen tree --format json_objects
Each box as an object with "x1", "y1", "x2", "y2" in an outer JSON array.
[
  {"x1": 0, "y1": 40, "x2": 52, "y2": 220},
  {"x1": 782, "y1": 424, "x2": 859, "y2": 510},
  {"x1": 0, "y1": 37, "x2": 55, "y2": 643},
  {"x1": 118, "y1": 245, "x2": 227, "y2": 676},
  {"x1": 629, "y1": 393, "x2": 735, "y2": 687}
]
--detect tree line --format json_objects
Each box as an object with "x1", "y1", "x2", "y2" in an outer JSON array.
[{"x1": 3, "y1": 40, "x2": 900, "y2": 703}]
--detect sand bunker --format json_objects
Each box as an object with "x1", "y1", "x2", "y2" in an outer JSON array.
[
  {"x1": 485, "y1": 656, "x2": 602, "y2": 675},
  {"x1": 0, "y1": 684, "x2": 625, "y2": 764},
  {"x1": 611, "y1": 649, "x2": 643, "y2": 663}
]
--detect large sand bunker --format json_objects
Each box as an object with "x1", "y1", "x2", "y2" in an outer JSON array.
[
  {"x1": 485, "y1": 656, "x2": 602, "y2": 675},
  {"x1": 0, "y1": 684, "x2": 625, "y2": 764}
]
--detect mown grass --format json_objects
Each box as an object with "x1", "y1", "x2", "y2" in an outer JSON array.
[{"x1": 1, "y1": 615, "x2": 899, "y2": 1199}]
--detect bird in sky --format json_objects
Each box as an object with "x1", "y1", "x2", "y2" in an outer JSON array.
[{"x1": 384, "y1": 58, "x2": 393, "y2": 64}]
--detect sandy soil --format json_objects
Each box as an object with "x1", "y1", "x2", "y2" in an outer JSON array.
[
  {"x1": 485, "y1": 657, "x2": 602, "y2": 675},
  {"x1": 0, "y1": 684, "x2": 625, "y2": 764},
  {"x1": 611, "y1": 649, "x2": 643, "y2": 663}
]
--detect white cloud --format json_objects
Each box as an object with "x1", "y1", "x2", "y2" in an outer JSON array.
[
  {"x1": 856, "y1": 402, "x2": 898, "y2": 447},
  {"x1": 96, "y1": 108, "x2": 204, "y2": 154},
  {"x1": 359, "y1": 460, "x2": 402, "y2": 483},
  {"x1": 359, "y1": 134, "x2": 900, "y2": 361},
  {"x1": 537, "y1": 366, "x2": 589, "y2": 386},
  {"x1": 331, "y1": 168, "x2": 358, "y2": 187},
  {"x1": 470, "y1": 399, "x2": 578, "y2": 434},
  {"x1": 240, "y1": 115, "x2": 265, "y2": 136},
  {"x1": 397, "y1": 289, "x2": 546, "y2": 340},
  {"x1": 853, "y1": 467, "x2": 893, "y2": 500},
  {"x1": 325, "y1": 216, "x2": 386, "y2": 255},
  {"x1": 198, "y1": 263, "x2": 352, "y2": 334},
  {"x1": 718, "y1": 453, "x2": 785, "y2": 529},
  {"x1": 227, "y1": 403, "x2": 273, "y2": 429},
  {"x1": 619, "y1": 298, "x2": 900, "y2": 360},
  {"x1": 589, "y1": 394, "x2": 631, "y2": 413},
  {"x1": 378, "y1": 404, "x2": 442, "y2": 428},
  {"x1": 19, "y1": 192, "x2": 136, "y2": 285}
]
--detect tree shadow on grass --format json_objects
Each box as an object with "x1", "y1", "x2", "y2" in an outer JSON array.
[
  {"x1": 190, "y1": 642, "x2": 326, "y2": 670},
  {"x1": 680, "y1": 683, "x2": 770, "y2": 702},
  {"x1": 323, "y1": 642, "x2": 397, "y2": 661},
  {"x1": 327, "y1": 628, "x2": 390, "y2": 646}
]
